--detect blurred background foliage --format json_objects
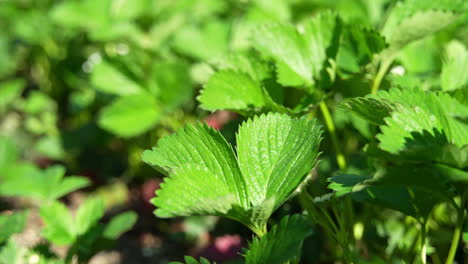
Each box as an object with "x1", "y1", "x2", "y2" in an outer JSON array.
[{"x1": 0, "y1": 0, "x2": 467, "y2": 263}]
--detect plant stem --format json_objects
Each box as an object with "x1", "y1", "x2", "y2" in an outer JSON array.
[
  {"x1": 319, "y1": 101, "x2": 346, "y2": 170},
  {"x1": 420, "y1": 218, "x2": 429, "y2": 264},
  {"x1": 370, "y1": 58, "x2": 393, "y2": 95},
  {"x1": 445, "y1": 191, "x2": 467, "y2": 264}
]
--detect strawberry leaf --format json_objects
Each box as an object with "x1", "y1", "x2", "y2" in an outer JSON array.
[{"x1": 142, "y1": 113, "x2": 322, "y2": 234}]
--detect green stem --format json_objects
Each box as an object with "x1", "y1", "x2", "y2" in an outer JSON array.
[
  {"x1": 445, "y1": 191, "x2": 467, "y2": 264},
  {"x1": 319, "y1": 101, "x2": 346, "y2": 170},
  {"x1": 370, "y1": 58, "x2": 393, "y2": 95},
  {"x1": 420, "y1": 218, "x2": 429, "y2": 264}
]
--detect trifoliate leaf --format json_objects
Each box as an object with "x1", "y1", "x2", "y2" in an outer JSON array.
[
  {"x1": 198, "y1": 70, "x2": 267, "y2": 111},
  {"x1": 0, "y1": 165, "x2": 90, "y2": 201},
  {"x1": 142, "y1": 113, "x2": 322, "y2": 234},
  {"x1": 252, "y1": 11, "x2": 341, "y2": 88},
  {"x1": 441, "y1": 41, "x2": 468, "y2": 91},
  {"x1": 98, "y1": 93, "x2": 161, "y2": 137},
  {"x1": 91, "y1": 61, "x2": 143, "y2": 96},
  {"x1": 381, "y1": 0, "x2": 464, "y2": 56},
  {"x1": 244, "y1": 214, "x2": 313, "y2": 264}
]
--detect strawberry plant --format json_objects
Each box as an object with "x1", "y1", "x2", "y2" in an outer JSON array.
[
  {"x1": 1, "y1": 0, "x2": 467, "y2": 263},
  {"x1": 142, "y1": 0, "x2": 468, "y2": 263}
]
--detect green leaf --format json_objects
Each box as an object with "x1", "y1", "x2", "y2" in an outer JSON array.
[
  {"x1": 216, "y1": 52, "x2": 272, "y2": 82},
  {"x1": 337, "y1": 27, "x2": 386, "y2": 75},
  {"x1": 0, "y1": 165, "x2": 90, "y2": 201},
  {"x1": 0, "y1": 211, "x2": 28, "y2": 243},
  {"x1": 236, "y1": 114, "x2": 322, "y2": 208},
  {"x1": 173, "y1": 20, "x2": 229, "y2": 61},
  {"x1": 103, "y1": 211, "x2": 138, "y2": 239},
  {"x1": 245, "y1": 214, "x2": 313, "y2": 264},
  {"x1": 341, "y1": 97, "x2": 398, "y2": 126},
  {"x1": 253, "y1": 11, "x2": 341, "y2": 87},
  {"x1": 381, "y1": 0, "x2": 464, "y2": 55},
  {"x1": 142, "y1": 121, "x2": 248, "y2": 216},
  {"x1": 40, "y1": 201, "x2": 75, "y2": 245},
  {"x1": 143, "y1": 114, "x2": 322, "y2": 233},
  {"x1": 74, "y1": 198, "x2": 105, "y2": 236},
  {"x1": 0, "y1": 136, "x2": 19, "y2": 172},
  {"x1": 150, "y1": 62, "x2": 193, "y2": 110},
  {"x1": 91, "y1": 61, "x2": 143, "y2": 96},
  {"x1": 342, "y1": 88, "x2": 468, "y2": 160},
  {"x1": 0, "y1": 239, "x2": 25, "y2": 264},
  {"x1": 441, "y1": 41, "x2": 468, "y2": 91},
  {"x1": 329, "y1": 165, "x2": 456, "y2": 219},
  {"x1": 98, "y1": 93, "x2": 161, "y2": 137},
  {"x1": 0, "y1": 79, "x2": 25, "y2": 113},
  {"x1": 198, "y1": 70, "x2": 267, "y2": 111}
]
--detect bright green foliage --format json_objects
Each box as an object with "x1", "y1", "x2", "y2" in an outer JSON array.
[
  {"x1": 91, "y1": 61, "x2": 143, "y2": 96},
  {"x1": 0, "y1": 165, "x2": 90, "y2": 201},
  {"x1": 244, "y1": 215, "x2": 313, "y2": 264},
  {"x1": 173, "y1": 20, "x2": 230, "y2": 61},
  {"x1": 0, "y1": 211, "x2": 28, "y2": 243},
  {"x1": 40, "y1": 201, "x2": 76, "y2": 245},
  {"x1": 0, "y1": 79, "x2": 24, "y2": 113},
  {"x1": 98, "y1": 93, "x2": 161, "y2": 137},
  {"x1": 441, "y1": 41, "x2": 468, "y2": 91},
  {"x1": 143, "y1": 113, "x2": 322, "y2": 234},
  {"x1": 342, "y1": 88, "x2": 468, "y2": 161},
  {"x1": 381, "y1": 0, "x2": 464, "y2": 55},
  {"x1": 252, "y1": 11, "x2": 341, "y2": 87},
  {"x1": 40, "y1": 198, "x2": 137, "y2": 246},
  {"x1": 337, "y1": 27, "x2": 386, "y2": 75},
  {"x1": 199, "y1": 70, "x2": 266, "y2": 111}
]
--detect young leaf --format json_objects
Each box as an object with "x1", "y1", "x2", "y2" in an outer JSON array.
[
  {"x1": 40, "y1": 201, "x2": 75, "y2": 245},
  {"x1": 142, "y1": 113, "x2": 322, "y2": 233},
  {"x1": 244, "y1": 214, "x2": 313, "y2": 264},
  {"x1": 98, "y1": 93, "x2": 161, "y2": 137},
  {"x1": 103, "y1": 211, "x2": 138, "y2": 239}
]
